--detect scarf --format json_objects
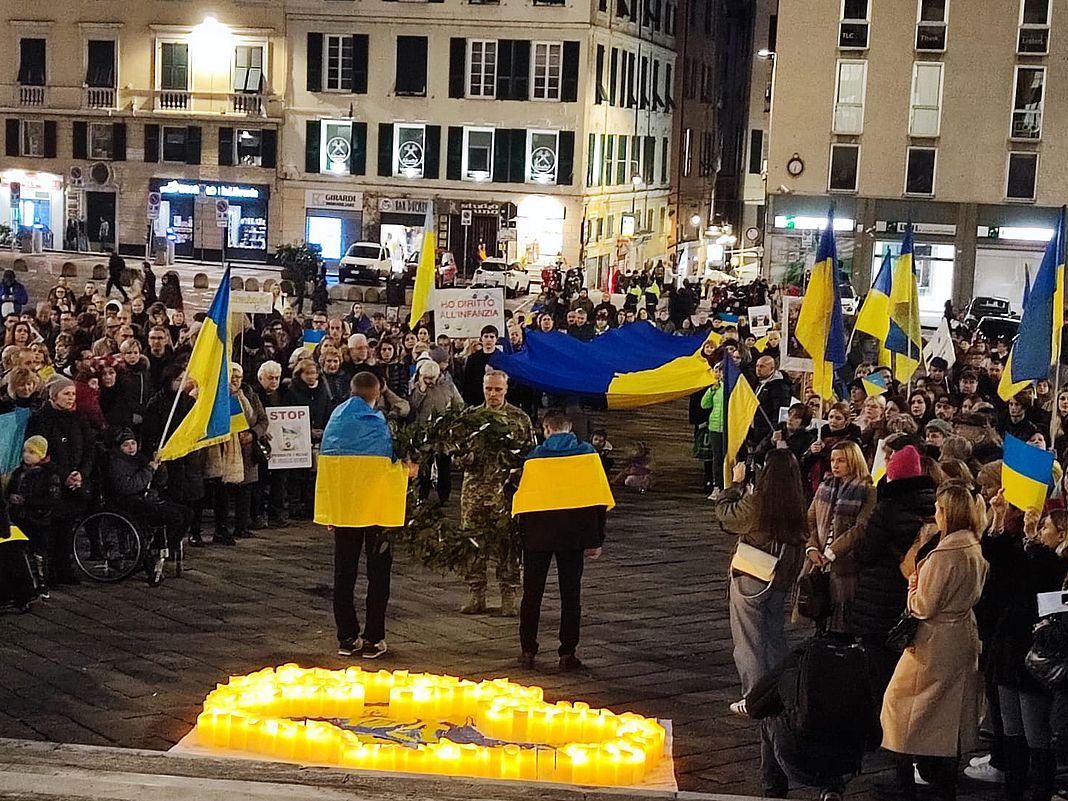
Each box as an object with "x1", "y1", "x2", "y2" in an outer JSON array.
[{"x1": 811, "y1": 477, "x2": 870, "y2": 547}]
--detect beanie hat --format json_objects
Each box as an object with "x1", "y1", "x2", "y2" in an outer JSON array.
[
  {"x1": 428, "y1": 346, "x2": 449, "y2": 364},
  {"x1": 887, "y1": 445, "x2": 923, "y2": 482},
  {"x1": 925, "y1": 419, "x2": 953, "y2": 438},
  {"x1": 47, "y1": 376, "x2": 75, "y2": 400},
  {"x1": 24, "y1": 435, "x2": 47, "y2": 459},
  {"x1": 115, "y1": 427, "x2": 137, "y2": 446}
]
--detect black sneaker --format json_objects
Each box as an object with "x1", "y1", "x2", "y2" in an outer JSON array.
[
  {"x1": 558, "y1": 654, "x2": 588, "y2": 672},
  {"x1": 361, "y1": 640, "x2": 388, "y2": 659},
  {"x1": 337, "y1": 637, "x2": 364, "y2": 657},
  {"x1": 518, "y1": 652, "x2": 536, "y2": 669}
]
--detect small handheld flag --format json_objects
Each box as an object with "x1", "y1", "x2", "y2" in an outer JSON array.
[{"x1": 1002, "y1": 434, "x2": 1054, "y2": 512}]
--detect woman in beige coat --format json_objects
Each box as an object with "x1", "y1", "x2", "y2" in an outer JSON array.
[{"x1": 879, "y1": 481, "x2": 989, "y2": 801}]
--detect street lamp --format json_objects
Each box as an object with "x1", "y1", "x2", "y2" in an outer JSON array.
[
  {"x1": 757, "y1": 48, "x2": 776, "y2": 60},
  {"x1": 631, "y1": 174, "x2": 644, "y2": 187},
  {"x1": 690, "y1": 214, "x2": 702, "y2": 228}
]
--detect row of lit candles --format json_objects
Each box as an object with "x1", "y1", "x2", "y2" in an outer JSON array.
[{"x1": 196, "y1": 665, "x2": 665, "y2": 786}]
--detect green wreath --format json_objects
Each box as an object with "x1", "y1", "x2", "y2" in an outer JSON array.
[{"x1": 392, "y1": 406, "x2": 531, "y2": 576}]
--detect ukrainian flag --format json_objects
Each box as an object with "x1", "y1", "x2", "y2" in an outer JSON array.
[
  {"x1": 315, "y1": 396, "x2": 409, "y2": 528},
  {"x1": 1000, "y1": 209, "x2": 1065, "y2": 401},
  {"x1": 795, "y1": 214, "x2": 847, "y2": 400},
  {"x1": 1002, "y1": 434, "x2": 1055, "y2": 512},
  {"x1": 854, "y1": 248, "x2": 892, "y2": 346},
  {"x1": 512, "y1": 433, "x2": 615, "y2": 515},
  {"x1": 885, "y1": 226, "x2": 923, "y2": 382},
  {"x1": 408, "y1": 208, "x2": 437, "y2": 328},
  {"x1": 723, "y1": 354, "x2": 759, "y2": 485},
  {"x1": 862, "y1": 372, "x2": 888, "y2": 397},
  {"x1": 158, "y1": 269, "x2": 248, "y2": 461}
]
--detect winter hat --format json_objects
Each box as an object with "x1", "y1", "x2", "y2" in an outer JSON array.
[
  {"x1": 46, "y1": 375, "x2": 75, "y2": 400},
  {"x1": 929, "y1": 357, "x2": 949, "y2": 370},
  {"x1": 24, "y1": 435, "x2": 47, "y2": 459},
  {"x1": 115, "y1": 428, "x2": 137, "y2": 447},
  {"x1": 925, "y1": 419, "x2": 953, "y2": 438},
  {"x1": 886, "y1": 445, "x2": 923, "y2": 482},
  {"x1": 428, "y1": 346, "x2": 449, "y2": 365}
]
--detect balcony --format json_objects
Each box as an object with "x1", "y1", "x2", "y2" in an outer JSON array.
[
  {"x1": 84, "y1": 87, "x2": 116, "y2": 109},
  {"x1": 17, "y1": 85, "x2": 45, "y2": 107},
  {"x1": 230, "y1": 92, "x2": 264, "y2": 116},
  {"x1": 157, "y1": 90, "x2": 190, "y2": 111}
]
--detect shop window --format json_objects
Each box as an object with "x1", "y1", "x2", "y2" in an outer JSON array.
[
  {"x1": 909, "y1": 62, "x2": 943, "y2": 137},
  {"x1": 162, "y1": 126, "x2": 188, "y2": 162},
  {"x1": 839, "y1": 0, "x2": 870, "y2": 49},
  {"x1": 394, "y1": 123, "x2": 426, "y2": 177},
  {"x1": 1019, "y1": 0, "x2": 1050, "y2": 54},
  {"x1": 324, "y1": 35, "x2": 354, "y2": 92},
  {"x1": 462, "y1": 128, "x2": 493, "y2": 180},
  {"x1": 21, "y1": 120, "x2": 44, "y2": 157},
  {"x1": 395, "y1": 36, "x2": 428, "y2": 97},
  {"x1": 532, "y1": 42, "x2": 562, "y2": 100},
  {"x1": 89, "y1": 122, "x2": 114, "y2": 160},
  {"x1": 234, "y1": 45, "x2": 264, "y2": 94},
  {"x1": 468, "y1": 40, "x2": 497, "y2": 98},
  {"x1": 320, "y1": 120, "x2": 354, "y2": 174},
  {"x1": 236, "y1": 129, "x2": 263, "y2": 166},
  {"x1": 1012, "y1": 66, "x2": 1045, "y2": 140},
  {"x1": 916, "y1": 0, "x2": 948, "y2": 51},
  {"x1": 905, "y1": 146, "x2": 937, "y2": 195},
  {"x1": 526, "y1": 130, "x2": 559, "y2": 184},
  {"x1": 829, "y1": 143, "x2": 860, "y2": 192},
  {"x1": 832, "y1": 60, "x2": 866, "y2": 135},
  {"x1": 18, "y1": 38, "x2": 45, "y2": 86},
  {"x1": 1007, "y1": 152, "x2": 1038, "y2": 201},
  {"x1": 160, "y1": 42, "x2": 189, "y2": 90},
  {"x1": 86, "y1": 40, "x2": 116, "y2": 88}
]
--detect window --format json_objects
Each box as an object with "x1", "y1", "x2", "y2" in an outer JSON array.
[
  {"x1": 1012, "y1": 66, "x2": 1045, "y2": 139},
  {"x1": 17, "y1": 38, "x2": 45, "y2": 86},
  {"x1": 463, "y1": 128, "x2": 493, "y2": 180},
  {"x1": 21, "y1": 120, "x2": 44, "y2": 157},
  {"x1": 395, "y1": 36, "x2": 428, "y2": 96},
  {"x1": 828, "y1": 143, "x2": 859, "y2": 192},
  {"x1": 89, "y1": 123, "x2": 113, "y2": 159},
  {"x1": 1007, "y1": 152, "x2": 1038, "y2": 201},
  {"x1": 909, "y1": 62, "x2": 944, "y2": 137},
  {"x1": 321, "y1": 120, "x2": 354, "y2": 173},
  {"x1": 236, "y1": 129, "x2": 263, "y2": 166},
  {"x1": 839, "y1": 0, "x2": 870, "y2": 49},
  {"x1": 468, "y1": 40, "x2": 497, "y2": 98},
  {"x1": 683, "y1": 128, "x2": 692, "y2": 177},
  {"x1": 660, "y1": 136, "x2": 668, "y2": 184},
  {"x1": 639, "y1": 56, "x2": 649, "y2": 108},
  {"x1": 665, "y1": 63, "x2": 674, "y2": 108},
  {"x1": 324, "y1": 35, "x2": 354, "y2": 91},
  {"x1": 526, "y1": 130, "x2": 559, "y2": 183},
  {"x1": 916, "y1": 0, "x2": 948, "y2": 51},
  {"x1": 234, "y1": 45, "x2": 264, "y2": 93},
  {"x1": 630, "y1": 134, "x2": 640, "y2": 180},
  {"x1": 1019, "y1": 0, "x2": 1050, "y2": 54},
  {"x1": 833, "y1": 60, "x2": 866, "y2": 134},
  {"x1": 394, "y1": 123, "x2": 426, "y2": 177},
  {"x1": 616, "y1": 136, "x2": 628, "y2": 184},
  {"x1": 748, "y1": 129, "x2": 764, "y2": 174},
  {"x1": 532, "y1": 42, "x2": 562, "y2": 100},
  {"x1": 160, "y1": 42, "x2": 188, "y2": 90},
  {"x1": 162, "y1": 126, "x2": 187, "y2": 162},
  {"x1": 905, "y1": 147, "x2": 936, "y2": 195},
  {"x1": 609, "y1": 48, "x2": 619, "y2": 104},
  {"x1": 86, "y1": 40, "x2": 116, "y2": 88}
]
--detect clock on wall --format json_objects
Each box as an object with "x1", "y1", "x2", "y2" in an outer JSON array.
[{"x1": 786, "y1": 153, "x2": 805, "y2": 177}]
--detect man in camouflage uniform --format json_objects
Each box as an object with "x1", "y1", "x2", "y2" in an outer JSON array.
[{"x1": 460, "y1": 370, "x2": 535, "y2": 616}]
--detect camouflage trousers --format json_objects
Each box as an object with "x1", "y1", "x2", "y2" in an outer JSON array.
[{"x1": 460, "y1": 487, "x2": 520, "y2": 592}]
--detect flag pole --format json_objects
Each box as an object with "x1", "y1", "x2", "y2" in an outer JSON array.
[
  {"x1": 156, "y1": 366, "x2": 190, "y2": 459},
  {"x1": 1049, "y1": 207, "x2": 1067, "y2": 447}
]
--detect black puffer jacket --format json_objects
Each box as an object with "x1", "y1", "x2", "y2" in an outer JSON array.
[
  {"x1": 26, "y1": 403, "x2": 95, "y2": 484},
  {"x1": 848, "y1": 475, "x2": 936, "y2": 636},
  {"x1": 142, "y1": 388, "x2": 205, "y2": 503}
]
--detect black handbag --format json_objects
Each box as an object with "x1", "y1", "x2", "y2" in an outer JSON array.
[
  {"x1": 252, "y1": 435, "x2": 272, "y2": 466},
  {"x1": 886, "y1": 612, "x2": 920, "y2": 652},
  {"x1": 797, "y1": 569, "x2": 832, "y2": 621},
  {"x1": 1026, "y1": 614, "x2": 1068, "y2": 690}
]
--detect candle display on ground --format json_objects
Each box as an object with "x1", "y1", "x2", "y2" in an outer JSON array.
[{"x1": 195, "y1": 664, "x2": 665, "y2": 786}]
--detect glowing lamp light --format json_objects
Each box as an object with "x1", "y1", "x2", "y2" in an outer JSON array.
[
  {"x1": 690, "y1": 214, "x2": 702, "y2": 227},
  {"x1": 195, "y1": 665, "x2": 666, "y2": 787},
  {"x1": 191, "y1": 16, "x2": 235, "y2": 73},
  {"x1": 468, "y1": 170, "x2": 490, "y2": 182},
  {"x1": 402, "y1": 167, "x2": 421, "y2": 179}
]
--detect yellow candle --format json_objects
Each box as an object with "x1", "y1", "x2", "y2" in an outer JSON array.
[
  {"x1": 229, "y1": 716, "x2": 249, "y2": 750},
  {"x1": 519, "y1": 746, "x2": 538, "y2": 780}
]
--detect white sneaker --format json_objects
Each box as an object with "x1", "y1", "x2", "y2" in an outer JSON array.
[
  {"x1": 914, "y1": 766, "x2": 929, "y2": 786},
  {"x1": 361, "y1": 640, "x2": 388, "y2": 659},
  {"x1": 729, "y1": 699, "x2": 748, "y2": 717},
  {"x1": 969, "y1": 754, "x2": 992, "y2": 768},
  {"x1": 964, "y1": 762, "x2": 1005, "y2": 783},
  {"x1": 707, "y1": 489, "x2": 721, "y2": 501}
]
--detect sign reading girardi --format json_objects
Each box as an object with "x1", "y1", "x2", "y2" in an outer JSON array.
[{"x1": 305, "y1": 190, "x2": 363, "y2": 211}]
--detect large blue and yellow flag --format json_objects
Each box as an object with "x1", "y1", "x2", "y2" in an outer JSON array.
[
  {"x1": 885, "y1": 226, "x2": 923, "y2": 382},
  {"x1": 1002, "y1": 434, "x2": 1055, "y2": 512},
  {"x1": 723, "y1": 355, "x2": 759, "y2": 486},
  {"x1": 490, "y1": 325, "x2": 716, "y2": 408},
  {"x1": 315, "y1": 396, "x2": 409, "y2": 527},
  {"x1": 854, "y1": 248, "x2": 892, "y2": 346},
  {"x1": 999, "y1": 207, "x2": 1066, "y2": 401},
  {"x1": 795, "y1": 215, "x2": 847, "y2": 400},
  {"x1": 512, "y1": 432, "x2": 615, "y2": 515},
  {"x1": 158, "y1": 269, "x2": 248, "y2": 461}
]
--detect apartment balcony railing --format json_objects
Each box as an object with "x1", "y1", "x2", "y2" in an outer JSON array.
[
  {"x1": 17, "y1": 85, "x2": 45, "y2": 107},
  {"x1": 84, "y1": 86, "x2": 116, "y2": 109},
  {"x1": 157, "y1": 89, "x2": 190, "y2": 111},
  {"x1": 230, "y1": 92, "x2": 264, "y2": 116}
]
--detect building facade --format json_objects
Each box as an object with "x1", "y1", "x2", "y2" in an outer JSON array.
[{"x1": 766, "y1": 0, "x2": 1062, "y2": 321}]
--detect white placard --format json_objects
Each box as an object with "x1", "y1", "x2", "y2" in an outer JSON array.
[
  {"x1": 266, "y1": 406, "x2": 312, "y2": 470},
  {"x1": 780, "y1": 295, "x2": 814, "y2": 373},
  {"x1": 434, "y1": 287, "x2": 506, "y2": 339},
  {"x1": 748, "y1": 304, "x2": 773, "y2": 337},
  {"x1": 230, "y1": 290, "x2": 275, "y2": 314}
]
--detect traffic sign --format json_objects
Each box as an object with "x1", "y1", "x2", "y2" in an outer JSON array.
[
  {"x1": 461, "y1": 209, "x2": 473, "y2": 226},
  {"x1": 215, "y1": 198, "x2": 230, "y2": 228},
  {"x1": 146, "y1": 191, "x2": 161, "y2": 221}
]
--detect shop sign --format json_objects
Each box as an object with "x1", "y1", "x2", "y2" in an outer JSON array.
[
  {"x1": 305, "y1": 190, "x2": 362, "y2": 211},
  {"x1": 158, "y1": 180, "x2": 261, "y2": 200},
  {"x1": 379, "y1": 197, "x2": 431, "y2": 215},
  {"x1": 443, "y1": 200, "x2": 506, "y2": 216},
  {"x1": 498, "y1": 228, "x2": 516, "y2": 242},
  {"x1": 434, "y1": 287, "x2": 505, "y2": 339},
  {"x1": 878, "y1": 221, "x2": 956, "y2": 237},
  {"x1": 265, "y1": 407, "x2": 312, "y2": 470}
]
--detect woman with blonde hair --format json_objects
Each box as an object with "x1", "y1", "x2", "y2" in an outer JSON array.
[
  {"x1": 801, "y1": 401, "x2": 862, "y2": 494},
  {"x1": 806, "y1": 440, "x2": 876, "y2": 632},
  {"x1": 880, "y1": 481, "x2": 988, "y2": 801}
]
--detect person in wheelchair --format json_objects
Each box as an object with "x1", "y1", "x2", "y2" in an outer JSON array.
[{"x1": 105, "y1": 427, "x2": 194, "y2": 584}]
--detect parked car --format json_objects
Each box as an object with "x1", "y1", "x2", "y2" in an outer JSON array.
[
  {"x1": 471, "y1": 259, "x2": 531, "y2": 297},
  {"x1": 399, "y1": 250, "x2": 458, "y2": 287},
  {"x1": 964, "y1": 296, "x2": 1014, "y2": 328},
  {"x1": 338, "y1": 242, "x2": 392, "y2": 284},
  {"x1": 975, "y1": 315, "x2": 1020, "y2": 344}
]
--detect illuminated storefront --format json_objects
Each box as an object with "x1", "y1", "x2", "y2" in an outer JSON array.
[
  {"x1": 0, "y1": 169, "x2": 64, "y2": 248},
  {"x1": 150, "y1": 179, "x2": 269, "y2": 262}
]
